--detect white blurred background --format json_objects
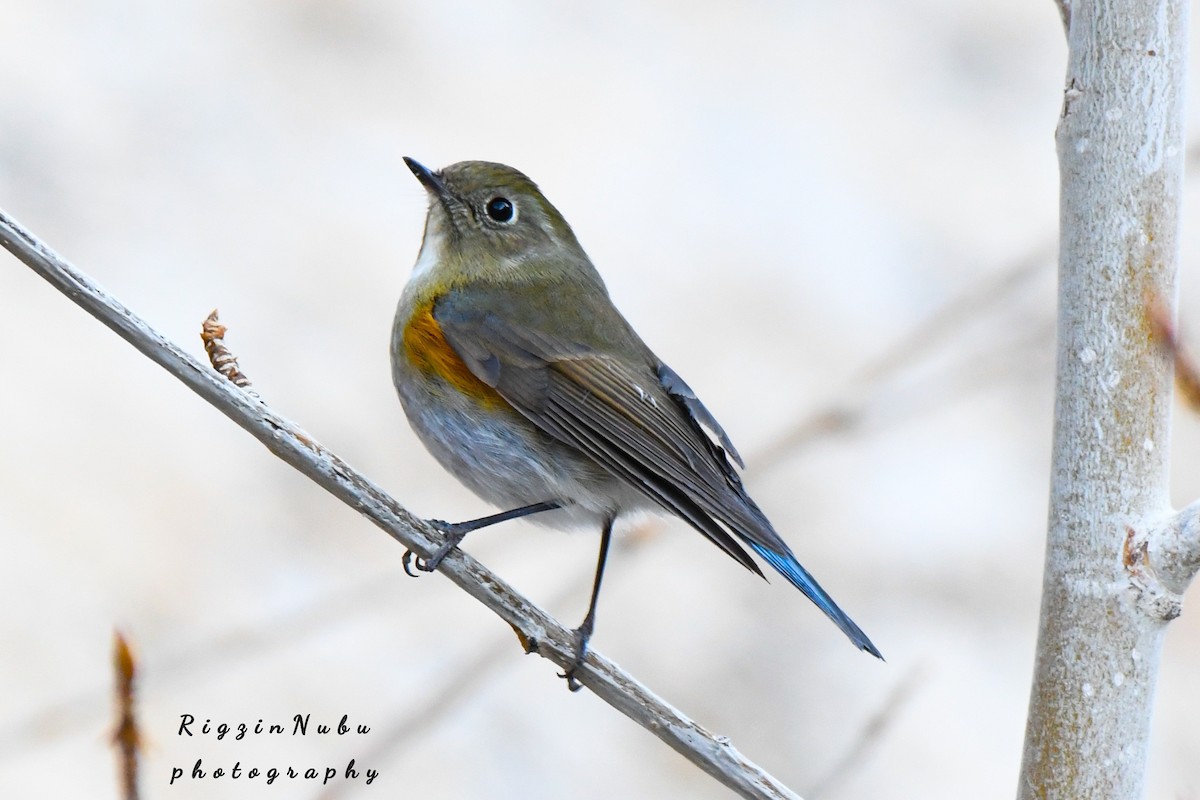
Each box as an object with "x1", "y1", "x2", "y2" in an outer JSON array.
[{"x1": 2, "y1": 1, "x2": 1199, "y2": 798}]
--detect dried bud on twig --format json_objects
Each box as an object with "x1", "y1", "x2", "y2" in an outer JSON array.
[{"x1": 201, "y1": 309, "x2": 261, "y2": 400}]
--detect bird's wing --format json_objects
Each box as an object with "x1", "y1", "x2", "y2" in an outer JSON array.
[
  {"x1": 434, "y1": 291, "x2": 882, "y2": 658},
  {"x1": 433, "y1": 294, "x2": 784, "y2": 553}
]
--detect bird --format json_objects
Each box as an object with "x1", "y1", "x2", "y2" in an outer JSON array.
[{"x1": 391, "y1": 157, "x2": 882, "y2": 690}]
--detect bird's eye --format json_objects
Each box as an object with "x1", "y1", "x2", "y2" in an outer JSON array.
[{"x1": 485, "y1": 197, "x2": 515, "y2": 223}]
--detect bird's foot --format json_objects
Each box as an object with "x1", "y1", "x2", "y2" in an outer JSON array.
[
  {"x1": 557, "y1": 625, "x2": 593, "y2": 693},
  {"x1": 402, "y1": 520, "x2": 468, "y2": 577}
]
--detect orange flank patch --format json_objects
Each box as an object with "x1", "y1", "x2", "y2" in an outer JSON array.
[{"x1": 403, "y1": 301, "x2": 507, "y2": 408}]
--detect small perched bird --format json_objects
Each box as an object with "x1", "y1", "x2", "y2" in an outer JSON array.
[{"x1": 392, "y1": 158, "x2": 881, "y2": 689}]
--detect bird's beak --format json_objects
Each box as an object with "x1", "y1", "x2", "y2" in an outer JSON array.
[{"x1": 403, "y1": 157, "x2": 449, "y2": 199}]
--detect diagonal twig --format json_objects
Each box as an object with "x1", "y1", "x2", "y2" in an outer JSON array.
[
  {"x1": 0, "y1": 207, "x2": 802, "y2": 800},
  {"x1": 314, "y1": 524, "x2": 666, "y2": 800},
  {"x1": 111, "y1": 631, "x2": 141, "y2": 800}
]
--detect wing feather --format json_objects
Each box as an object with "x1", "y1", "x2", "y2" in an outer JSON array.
[
  {"x1": 536, "y1": 384, "x2": 762, "y2": 575},
  {"x1": 435, "y1": 299, "x2": 788, "y2": 552},
  {"x1": 432, "y1": 292, "x2": 882, "y2": 657}
]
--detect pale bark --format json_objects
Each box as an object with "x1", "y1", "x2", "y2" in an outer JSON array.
[{"x1": 1018, "y1": 1, "x2": 1195, "y2": 798}]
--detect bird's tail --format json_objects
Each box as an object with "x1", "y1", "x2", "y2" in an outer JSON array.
[{"x1": 747, "y1": 541, "x2": 883, "y2": 660}]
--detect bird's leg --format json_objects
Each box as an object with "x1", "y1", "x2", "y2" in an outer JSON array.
[
  {"x1": 403, "y1": 501, "x2": 560, "y2": 576},
  {"x1": 560, "y1": 515, "x2": 615, "y2": 692}
]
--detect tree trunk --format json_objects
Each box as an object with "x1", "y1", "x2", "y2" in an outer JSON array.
[{"x1": 1018, "y1": 1, "x2": 1191, "y2": 798}]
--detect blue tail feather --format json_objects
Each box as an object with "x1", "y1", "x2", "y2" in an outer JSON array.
[{"x1": 748, "y1": 542, "x2": 883, "y2": 660}]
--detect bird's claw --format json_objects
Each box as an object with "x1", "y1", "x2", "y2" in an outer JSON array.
[
  {"x1": 402, "y1": 520, "x2": 465, "y2": 577},
  {"x1": 401, "y1": 549, "x2": 432, "y2": 577},
  {"x1": 558, "y1": 668, "x2": 584, "y2": 693}
]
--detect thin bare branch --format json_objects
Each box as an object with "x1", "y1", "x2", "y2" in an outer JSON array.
[
  {"x1": 0, "y1": 208, "x2": 801, "y2": 800},
  {"x1": 111, "y1": 631, "x2": 140, "y2": 800},
  {"x1": 313, "y1": 525, "x2": 666, "y2": 800}
]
